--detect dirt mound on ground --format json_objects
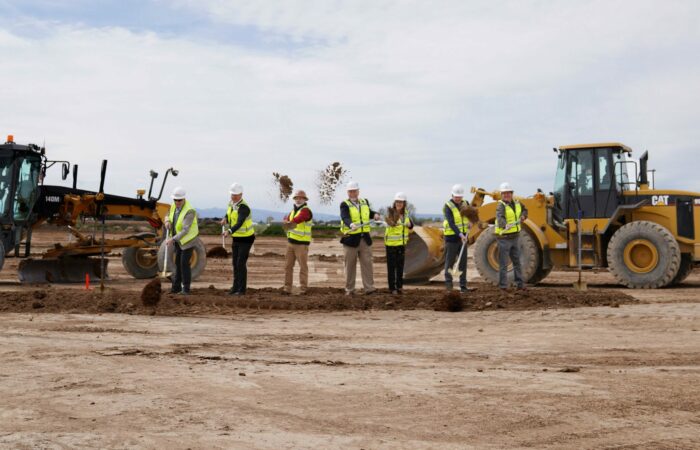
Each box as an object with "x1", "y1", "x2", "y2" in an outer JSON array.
[
  {"x1": 0, "y1": 284, "x2": 635, "y2": 316},
  {"x1": 435, "y1": 291, "x2": 464, "y2": 312},
  {"x1": 206, "y1": 247, "x2": 229, "y2": 258}
]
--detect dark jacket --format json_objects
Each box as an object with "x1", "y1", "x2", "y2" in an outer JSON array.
[
  {"x1": 228, "y1": 202, "x2": 256, "y2": 244},
  {"x1": 339, "y1": 199, "x2": 378, "y2": 247},
  {"x1": 443, "y1": 199, "x2": 468, "y2": 243}
]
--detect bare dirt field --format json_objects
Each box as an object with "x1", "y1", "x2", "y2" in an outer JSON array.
[{"x1": 1, "y1": 230, "x2": 699, "y2": 448}]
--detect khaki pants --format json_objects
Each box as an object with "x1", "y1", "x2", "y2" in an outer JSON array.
[
  {"x1": 343, "y1": 239, "x2": 374, "y2": 293},
  {"x1": 284, "y1": 242, "x2": 309, "y2": 292}
]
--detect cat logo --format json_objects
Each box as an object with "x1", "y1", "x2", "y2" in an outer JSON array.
[{"x1": 651, "y1": 195, "x2": 669, "y2": 206}]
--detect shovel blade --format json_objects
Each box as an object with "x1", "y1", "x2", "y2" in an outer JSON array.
[{"x1": 572, "y1": 281, "x2": 588, "y2": 291}]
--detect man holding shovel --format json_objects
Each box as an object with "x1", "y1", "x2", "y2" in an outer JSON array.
[
  {"x1": 164, "y1": 187, "x2": 199, "y2": 295},
  {"x1": 282, "y1": 190, "x2": 313, "y2": 295},
  {"x1": 340, "y1": 181, "x2": 380, "y2": 296},
  {"x1": 443, "y1": 184, "x2": 475, "y2": 293},
  {"x1": 221, "y1": 182, "x2": 255, "y2": 296},
  {"x1": 495, "y1": 182, "x2": 528, "y2": 290}
]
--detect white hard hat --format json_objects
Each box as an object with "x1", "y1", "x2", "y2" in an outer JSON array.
[
  {"x1": 451, "y1": 184, "x2": 465, "y2": 197},
  {"x1": 229, "y1": 182, "x2": 243, "y2": 195},
  {"x1": 171, "y1": 186, "x2": 186, "y2": 200},
  {"x1": 346, "y1": 181, "x2": 360, "y2": 191},
  {"x1": 394, "y1": 192, "x2": 407, "y2": 201},
  {"x1": 499, "y1": 182, "x2": 514, "y2": 193}
]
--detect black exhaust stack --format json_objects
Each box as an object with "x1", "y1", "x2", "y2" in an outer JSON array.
[{"x1": 638, "y1": 151, "x2": 649, "y2": 188}]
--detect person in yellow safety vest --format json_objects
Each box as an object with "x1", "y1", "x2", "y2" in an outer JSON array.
[
  {"x1": 384, "y1": 192, "x2": 414, "y2": 295},
  {"x1": 164, "y1": 186, "x2": 199, "y2": 295},
  {"x1": 339, "y1": 181, "x2": 380, "y2": 296},
  {"x1": 495, "y1": 182, "x2": 529, "y2": 290},
  {"x1": 442, "y1": 184, "x2": 473, "y2": 293},
  {"x1": 282, "y1": 190, "x2": 313, "y2": 295},
  {"x1": 220, "y1": 182, "x2": 255, "y2": 296}
]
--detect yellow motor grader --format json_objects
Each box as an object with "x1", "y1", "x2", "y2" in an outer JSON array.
[
  {"x1": 468, "y1": 143, "x2": 698, "y2": 288},
  {"x1": 0, "y1": 135, "x2": 206, "y2": 283}
]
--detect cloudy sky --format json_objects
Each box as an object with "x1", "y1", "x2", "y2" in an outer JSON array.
[{"x1": 1, "y1": 0, "x2": 699, "y2": 215}]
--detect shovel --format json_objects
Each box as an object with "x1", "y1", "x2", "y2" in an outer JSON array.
[
  {"x1": 448, "y1": 240, "x2": 467, "y2": 278},
  {"x1": 573, "y1": 211, "x2": 587, "y2": 291},
  {"x1": 160, "y1": 229, "x2": 172, "y2": 279}
]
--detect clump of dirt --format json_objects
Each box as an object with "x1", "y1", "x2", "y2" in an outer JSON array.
[
  {"x1": 316, "y1": 162, "x2": 347, "y2": 205},
  {"x1": 206, "y1": 247, "x2": 229, "y2": 258},
  {"x1": 0, "y1": 284, "x2": 637, "y2": 317},
  {"x1": 272, "y1": 173, "x2": 294, "y2": 203},
  {"x1": 385, "y1": 206, "x2": 399, "y2": 227},
  {"x1": 460, "y1": 204, "x2": 479, "y2": 224},
  {"x1": 141, "y1": 278, "x2": 161, "y2": 307},
  {"x1": 435, "y1": 291, "x2": 464, "y2": 312}
]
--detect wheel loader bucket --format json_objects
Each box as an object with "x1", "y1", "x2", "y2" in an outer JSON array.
[
  {"x1": 404, "y1": 226, "x2": 445, "y2": 284},
  {"x1": 18, "y1": 257, "x2": 108, "y2": 284}
]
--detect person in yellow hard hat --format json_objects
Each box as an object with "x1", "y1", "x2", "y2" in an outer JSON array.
[
  {"x1": 282, "y1": 190, "x2": 313, "y2": 295},
  {"x1": 495, "y1": 182, "x2": 528, "y2": 290},
  {"x1": 164, "y1": 186, "x2": 199, "y2": 295},
  {"x1": 384, "y1": 192, "x2": 413, "y2": 295}
]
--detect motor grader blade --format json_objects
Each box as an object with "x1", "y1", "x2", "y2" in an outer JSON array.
[
  {"x1": 404, "y1": 226, "x2": 445, "y2": 284},
  {"x1": 18, "y1": 257, "x2": 108, "y2": 284}
]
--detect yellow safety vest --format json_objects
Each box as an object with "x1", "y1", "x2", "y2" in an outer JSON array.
[
  {"x1": 168, "y1": 201, "x2": 199, "y2": 246},
  {"x1": 384, "y1": 212, "x2": 411, "y2": 247},
  {"x1": 495, "y1": 200, "x2": 522, "y2": 235},
  {"x1": 443, "y1": 200, "x2": 469, "y2": 236},
  {"x1": 341, "y1": 199, "x2": 371, "y2": 235},
  {"x1": 226, "y1": 199, "x2": 255, "y2": 238},
  {"x1": 287, "y1": 205, "x2": 312, "y2": 243}
]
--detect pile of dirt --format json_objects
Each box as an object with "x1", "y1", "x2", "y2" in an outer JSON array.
[
  {"x1": 206, "y1": 247, "x2": 229, "y2": 258},
  {"x1": 435, "y1": 291, "x2": 464, "y2": 312},
  {"x1": 141, "y1": 279, "x2": 161, "y2": 307},
  {"x1": 316, "y1": 162, "x2": 347, "y2": 205},
  {"x1": 272, "y1": 173, "x2": 294, "y2": 202},
  {"x1": 0, "y1": 284, "x2": 636, "y2": 316}
]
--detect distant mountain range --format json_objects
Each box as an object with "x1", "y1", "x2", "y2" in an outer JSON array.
[{"x1": 198, "y1": 207, "x2": 441, "y2": 222}]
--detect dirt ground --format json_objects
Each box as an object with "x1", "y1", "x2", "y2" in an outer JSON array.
[{"x1": 1, "y1": 230, "x2": 699, "y2": 448}]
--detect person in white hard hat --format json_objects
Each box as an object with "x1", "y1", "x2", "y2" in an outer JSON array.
[
  {"x1": 164, "y1": 186, "x2": 199, "y2": 295},
  {"x1": 339, "y1": 181, "x2": 380, "y2": 295},
  {"x1": 442, "y1": 184, "x2": 472, "y2": 293},
  {"x1": 384, "y1": 192, "x2": 414, "y2": 294},
  {"x1": 220, "y1": 182, "x2": 255, "y2": 295},
  {"x1": 495, "y1": 182, "x2": 528, "y2": 290},
  {"x1": 282, "y1": 189, "x2": 313, "y2": 295}
]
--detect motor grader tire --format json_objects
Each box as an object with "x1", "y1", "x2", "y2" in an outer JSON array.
[
  {"x1": 669, "y1": 253, "x2": 694, "y2": 286},
  {"x1": 158, "y1": 237, "x2": 207, "y2": 280},
  {"x1": 607, "y1": 221, "x2": 680, "y2": 288},
  {"x1": 0, "y1": 241, "x2": 5, "y2": 272},
  {"x1": 473, "y1": 227, "x2": 540, "y2": 286},
  {"x1": 121, "y1": 232, "x2": 159, "y2": 279},
  {"x1": 528, "y1": 264, "x2": 553, "y2": 285}
]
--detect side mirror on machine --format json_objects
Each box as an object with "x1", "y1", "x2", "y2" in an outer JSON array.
[{"x1": 61, "y1": 163, "x2": 70, "y2": 180}]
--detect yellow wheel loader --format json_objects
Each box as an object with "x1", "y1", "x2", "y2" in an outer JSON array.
[
  {"x1": 468, "y1": 143, "x2": 698, "y2": 288},
  {"x1": 0, "y1": 135, "x2": 206, "y2": 283}
]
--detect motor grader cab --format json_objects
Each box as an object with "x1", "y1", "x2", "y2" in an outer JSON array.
[
  {"x1": 469, "y1": 143, "x2": 699, "y2": 288},
  {"x1": 0, "y1": 135, "x2": 207, "y2": 283}
]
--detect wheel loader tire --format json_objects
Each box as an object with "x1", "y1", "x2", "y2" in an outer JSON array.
[
  {"x1": 473, "y1": 227, "x2": 540, "y2": 286},
  {"x1": 157, "y1": 237, "x2": 207, "y2": 280},
  {"x1": 669, "y1": 254, "x2": 694, "y2": 286},
  {"x1": 121, "y1": 232, "x2": 159, "y2": 279},
  {"x1": 528, "y1": 264, "x2": 553, "y2": 285},
  {"x1": 0, "y1": 241, "x2": 5, "y2": 272},
  {"x1": 607, "y1": 221, "x2": 680, "y2": 289}
]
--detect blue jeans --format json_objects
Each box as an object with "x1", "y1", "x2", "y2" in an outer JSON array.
[{"x1": 498, "y1": 236, "x2": 524, "y2": 288}]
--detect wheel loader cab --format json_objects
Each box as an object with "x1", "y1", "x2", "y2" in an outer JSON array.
[{"x1": 552, "y1": 144, "x2": 631, "y2": 221}]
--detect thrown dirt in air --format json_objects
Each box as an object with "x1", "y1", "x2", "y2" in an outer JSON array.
[
  {"x1": 460, "y1": 204, "x2": 480, "y2": 224},
  {"x1": 316, "y1": 162, "x2": 347, "y2": 205},
  {"x1": 141, "y1": 278, "x2": 161, "y2": 307},
  {"x1": 206, "y1": 247, "x2": 229, "y2": 258},
  {"x1": 0, "y1": 284, "x2": 635, "y2": 316},
  {"x1": 272, "y1": 173, "x2": 294, "y2": 203},
  {"x1": 385, "y1": 206, "x2": 400, "y2": 227}
]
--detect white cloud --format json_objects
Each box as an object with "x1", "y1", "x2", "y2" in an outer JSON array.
[{"x1": 1, "y1": 1, "x2": 699, "y2": 216}]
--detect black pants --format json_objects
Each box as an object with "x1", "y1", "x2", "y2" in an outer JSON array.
[
  {"x1": 172, "y1": 244, "x2": 193, "y2": 292},
  {"x1": 231, "y1": 241, "x2": 253, "y2": 293},
  {"x1": 386, "y1": 245, "x2": 406, "y2": 291},
  {"x1": 444, "y1": 240, "x2": 467, "y2": 289}
]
